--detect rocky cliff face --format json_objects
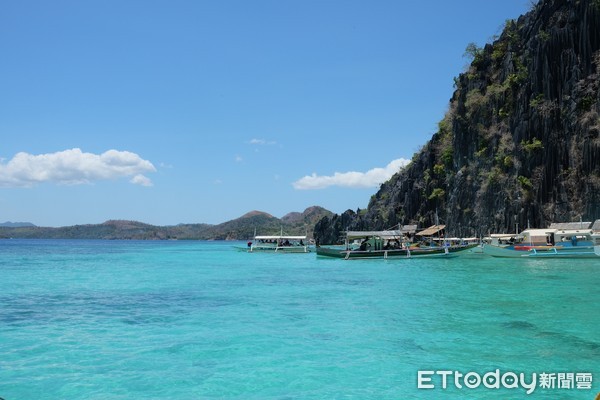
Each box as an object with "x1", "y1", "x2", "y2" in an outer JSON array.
[{"x1": 315, "y1": 0, "x2": 600, "y2": 244}]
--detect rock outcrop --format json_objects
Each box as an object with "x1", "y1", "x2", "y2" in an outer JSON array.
[{"x1": 315, "y1": 0, "x2": 600, "y2": 244}]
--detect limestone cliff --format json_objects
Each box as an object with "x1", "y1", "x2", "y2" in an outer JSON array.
[{"x1": 315, "y1": 0, "x2": 600, "y2": 243}]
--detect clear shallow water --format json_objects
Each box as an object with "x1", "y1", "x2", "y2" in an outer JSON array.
[{"x1": 0, "y1": 240, "x2": 598, "y2": 399}]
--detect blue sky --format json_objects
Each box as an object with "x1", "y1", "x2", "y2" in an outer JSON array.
[{"x1": 1, "y1": 0, "x2": 531, "y2": 227}]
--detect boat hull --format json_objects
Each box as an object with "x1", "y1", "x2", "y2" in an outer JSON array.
[
  {"x1": 316, "y1": 244, "x2": 477, "y2": 259},
  {"x1": 482, "y1": 244, "x2": 600, "y2": 258},
  {"x1": 234, "y1": 245, "x2": 311, "y2": 253}
]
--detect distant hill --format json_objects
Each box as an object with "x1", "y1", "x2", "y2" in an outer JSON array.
[
  {"x1": 0, "y1": 221, "x2": 36, "y2": 228},
  {"x1": 173, "y1": 207, "x2": 333, "y2": 240},
  {"x1": 0, "y1": 206, "x2": 334, "y2": 240}
]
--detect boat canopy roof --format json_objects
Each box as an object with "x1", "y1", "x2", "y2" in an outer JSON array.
[
  {"x1": 549, "y1": 221, "x2": 592, "y2": 230},
  {"x1": 489, "y1": 233, "x2": 521, "y2": 238},
  {"x1": 345, "y1": 230, "x2": 405, "y2": 240},
  {"x1": 416, "y1": 225, "x2": 445, "y2": 236},
  {"x1": 432, "y1": 237, "x2": 478, "y2": 241},
  {"x1": 522, "y1": 229, "x2": 557, "y2": 236},
  {"x1": 255, "y1": 235, "x2": 306, "y2": 240},
  {"x1": 491, "y1": 229, "x2": 594, "y2": 238}
]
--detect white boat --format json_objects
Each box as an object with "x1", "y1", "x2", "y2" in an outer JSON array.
[
  {"x1": 235, "y1": 230, "x2": 311, "y2": 253},
  {"x1": 482, "y1": 228, "x2": 600, "y2": 258}
]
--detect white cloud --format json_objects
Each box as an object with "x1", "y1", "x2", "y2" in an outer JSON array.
[
  {"x1": 292, "y1": 158, "x2": 410, "y2": 190},
  {"x1": 130, "y1": 174, "x2": 153, "y2": 187},
  {"x1": 249, "y1": 138, "x2": 276, "y2": 145},
  {"x1": 0, "y1": 148, "x2": 156, "y2": 188}
]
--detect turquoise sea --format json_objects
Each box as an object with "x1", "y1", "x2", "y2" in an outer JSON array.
[{"x1": 0, "y1": 239, "x2": 598, "y2": 399}]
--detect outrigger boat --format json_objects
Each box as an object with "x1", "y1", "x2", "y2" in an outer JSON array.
[
  {"x1": 236, "y1": 229, "x2": 311, "y2": 253},
  {"x1": 482, "y1": 228, "x2": 600, "y2": 258},
  {"x1": 316, "y1": 226, "x2": 477, "y2": 259}
]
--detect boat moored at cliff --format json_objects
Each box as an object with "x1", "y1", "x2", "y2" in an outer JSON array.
[
  {"x1": 316, "y1": 228, "x2": 477, "y2": 259},
  {"x1": 482, "y1": 228, "x2": 600, "y2": 258}
]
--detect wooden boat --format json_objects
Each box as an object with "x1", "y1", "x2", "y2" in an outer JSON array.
[
  {"x1": 482, "y1": 228, "x2": 600, "y2": 258},
  {"x1": 315, "y1": 229, "x2": 477, "y2": 259}
]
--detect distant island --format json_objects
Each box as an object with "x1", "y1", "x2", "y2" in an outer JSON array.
[
  {"x1": 0, "y1": 221, "x2": 37, "y2": 228},
  {"x1": 0, "y1": 206, "x2": 333, "y2": 240}
]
